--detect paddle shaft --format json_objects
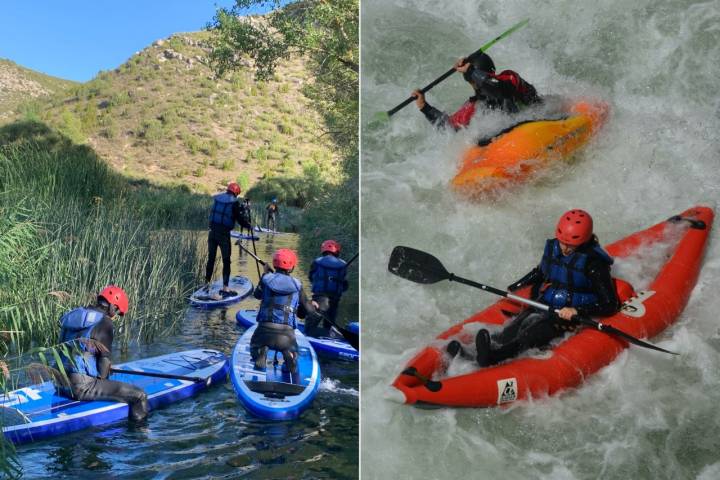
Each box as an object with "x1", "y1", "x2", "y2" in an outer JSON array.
[
  {"x1": 246, "y1": 206, "x2": 263, "y2": 279},
  {"x1": 386, "y1": 19, "x2": 529, "y2": 117},
  {"x1": 110, "y1": 368, "x2": 208, "y2": 383},
  {"x1": 237, "y1": 242, "x2": 270, "y2": 269},
  {"x1": 346, "y1": 252, "x2": 359, "y2": 267},
  {"x1": 447, "y1": 272, "x2": 678, "y2": 355}
]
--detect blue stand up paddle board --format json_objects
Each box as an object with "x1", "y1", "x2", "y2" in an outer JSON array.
[
  {"x1": 236, "y1": 310, "x2": 358, "y2": 362},
  {"x1": 1, "y1": 349, "x2": 228, "y2": 445},
  {"x1": 230, "y1": 230, "x2": 260, "y2": 241},
  {"x1": 254, "y1": 226, "x2": 282, "y2": 235},
  {"x1": 189, "y1": 275, "x2": 253, "y2": 308},
  {"x1": 230, "y1": 324, "x2": 320, "y2": 420}
]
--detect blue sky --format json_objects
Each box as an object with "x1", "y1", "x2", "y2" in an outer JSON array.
[{"x1": 0, "y1": 1, "x2": 270, "y2": 82}]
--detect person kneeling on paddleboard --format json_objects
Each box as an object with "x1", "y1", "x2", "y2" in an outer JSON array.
[
  {"x1": 306, "y1": 239, "x2": 349, "y2": 337},
  {"x1": 412, "y1": 52, "x2": 540, "y2": 131},
  {"x1": 57, "y1": 285, "x2": 149, "y2": 422},
  {"x1": 205, "y1": 182, "x2": 251, "y2": 298},
  {"x1": 250, "y1": 248, "x2": 316, "y2": 376},
  {"x1": 450, "y1": 210, "x2": 620, "y2": 366}
]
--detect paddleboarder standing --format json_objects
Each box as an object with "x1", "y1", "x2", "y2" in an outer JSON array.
[{"x1": 204, "y1": 182, "x2": 249, "y2": 297}]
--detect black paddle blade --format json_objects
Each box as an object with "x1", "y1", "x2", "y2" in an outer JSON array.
[{"x1": 388, "y1": 246, "x2": 450, "y2": 284}]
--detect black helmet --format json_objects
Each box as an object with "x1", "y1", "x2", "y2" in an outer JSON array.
[{"x1": 462, "y1": 52, "x2": 495, "y2": 82}]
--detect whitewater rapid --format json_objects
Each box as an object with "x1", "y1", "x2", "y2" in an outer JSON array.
[{"x1": 360, "y1": 0, "x2": 720, "y2": 478}]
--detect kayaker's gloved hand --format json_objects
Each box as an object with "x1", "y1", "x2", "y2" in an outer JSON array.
[{"x1": 411, "y1": 89, "x2": 426, "y2": 109}]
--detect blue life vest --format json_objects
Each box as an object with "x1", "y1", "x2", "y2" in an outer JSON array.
[
  {"x1": 256, "y1": 273, "x2": 302, "y2": 328},
  {"x1": 208, "y1": 192, "x2": 237, "y2": 228},
  {"x1": 58, "y1": 307, "x2": 106, "y2": 377},
  {"x1": 539, "y1": 239, "x2": 614, "y2": 308},
  {"x1": 310, "y1": 255, "x2": 348, "y2": 297}
]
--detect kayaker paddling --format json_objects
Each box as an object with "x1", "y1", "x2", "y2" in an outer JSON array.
[
  {"x1": 449, "y1": 209, "x2": 620, "y2": 366},
  {"x1": 412, "y1": 52, "x2": 540, "y2": 130}
]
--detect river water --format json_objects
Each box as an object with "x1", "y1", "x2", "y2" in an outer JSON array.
[
  {"x1": 16, "y1": 233, "x2": 359, "y2": 479},
  {"x1": 361, "y1": 0, "x2": 720, "y2": 479}
]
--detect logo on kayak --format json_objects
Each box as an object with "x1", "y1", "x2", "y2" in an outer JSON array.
[
  {"x1": 497, "y1": 378, "x2": 517, "y2": 404},
  {"x1": 620, "y1": 290, "x2": 656, "y2": 318}
]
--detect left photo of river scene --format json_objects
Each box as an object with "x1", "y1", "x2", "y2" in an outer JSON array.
[{"x1": 0, "y1": 1, "x2": 358, "y2": 478}]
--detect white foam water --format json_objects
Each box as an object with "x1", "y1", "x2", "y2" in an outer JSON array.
[{"x1": 361, "y1": 0, "x2": 720, "y2": 478}]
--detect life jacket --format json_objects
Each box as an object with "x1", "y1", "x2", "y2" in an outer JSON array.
[
  {"x1": 489, "y1": 70, "x2": 539, "y2": 105},
  {"x1": 208, "y1": 192, "x2": 237, "y2": 228},
  {"x1": 58, "y1": 307, "x2": 106, "y2": 377},
  {"x1": 310, "y1": 255, "x2": 348, "y2": 297},
  {"x1": 539, "y1": 239, "x2": 614, "y2": 308},
  {"x1": 256, "y1": 273, "x2": 302, "y2": 328}
]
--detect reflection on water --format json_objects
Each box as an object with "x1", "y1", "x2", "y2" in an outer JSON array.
[{"x1": 17, "y1": 232, "x2": 358, "y2": 479}]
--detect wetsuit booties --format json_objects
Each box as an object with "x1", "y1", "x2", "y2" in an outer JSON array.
[{"x1": 475, "y1": 329, "x2": 491, "y2": 367}]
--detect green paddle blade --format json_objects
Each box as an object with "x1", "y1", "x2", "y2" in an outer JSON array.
[
  {"x1": 367, "y1": 111, "x2": 390, "y2": 130},
  {"x1": 388, "y1": 246, "x2": 450, "y2": 284}
]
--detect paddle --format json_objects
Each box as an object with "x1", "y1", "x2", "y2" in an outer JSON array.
[
  {"x1": 346, "y1": 252, "x2": 359, "y2": 267},
  {"x1": 373, "y1": 19, "x2": 529, "y2": 123},
  {"x1": 236, "y1": 244, "x2": 359, "y2": 350},
  {"x1": 110, "y1": 368, "x2": 211, "y2": 385},
  {"x1": 245, "y1": 202, "x2": 262, "y2": 280},
  {"x1": 388, "y1": 246, "x2": 679, "y2": 356}
]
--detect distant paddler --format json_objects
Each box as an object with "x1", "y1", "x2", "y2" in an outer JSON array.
[{"x1": 204, "y1": 182, "x2": 251, "y2": 298}]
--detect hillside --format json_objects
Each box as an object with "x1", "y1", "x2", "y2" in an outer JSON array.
[
  {"x1": 0, "y1": 58, "x2": 77, "y2": 122},
  {"x1": 2, "y1": 30, "x2": 339, "y2": 194}
]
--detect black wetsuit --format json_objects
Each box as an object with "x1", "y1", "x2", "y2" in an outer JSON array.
[
  {"x1": 486, "y1": 240, "x2": 619, "y2": 365},
  {"x1": 206, "y1": 201, "x2": 250, "y2": 287},
  {"x1": 421, "y1": 68, "x2": 541, "y2": 130},
  {"x1": 63, "y1": 312, "x2": 148, "y2": 422}
]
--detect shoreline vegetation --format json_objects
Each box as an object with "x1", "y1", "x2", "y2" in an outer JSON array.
[{"x1": 0, "y1": 122, "x2": 208, "y2": 477}]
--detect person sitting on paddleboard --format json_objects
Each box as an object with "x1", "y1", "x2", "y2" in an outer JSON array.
[
  {"x1": 250, "y1": 248, "x2": 317, "y2": 376},
  {"x1": 412, "y1": 52, "x2": 540, "y2": 130},
  {"x1": 204, "y1": 182, "x2": 250, "y2": 297},
  {"x1": 57, "y1": 285, "x2": 148, "y2": 421},
  {"x1": 449, "y1": 210, "x2": 620, "y2": 366},
  {"x1": 306, "y1": 240, "x2": 349, "y2": 337}
]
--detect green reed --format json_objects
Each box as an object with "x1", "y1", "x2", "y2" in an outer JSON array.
[{"x1": 0, "y1": 122, "x2": 207, "y2": 473}]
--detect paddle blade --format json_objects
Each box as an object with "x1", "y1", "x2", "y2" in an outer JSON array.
[
  {"x1": 367, "y1": 111, "x2": 390, "y2": 130},
  {"x1": 388, "y1": 246, "x2": 450, "y2": 284}
]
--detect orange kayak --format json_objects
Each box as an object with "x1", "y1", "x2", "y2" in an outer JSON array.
[
  {"x1": 391, "y1": 206, "x2": 714, "y2": 407},
  {"x1": 451, "y1": 100, "x2": 609, "y2": 196}
]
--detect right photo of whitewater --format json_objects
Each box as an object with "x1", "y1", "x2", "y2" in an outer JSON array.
[{"x1": 360, "y1": 1, "x2": 719, "y2": 479}]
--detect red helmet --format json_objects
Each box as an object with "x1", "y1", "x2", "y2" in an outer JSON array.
[
  {"x1": 227, "y1": 182, "x2": 241, "y2": 196},
  {"x1": 272, "y1": 248, "x2": 297, "y2": 270},
  {"x1": 321, "y1": 239, "x2": 341, "y2": 254},
  {"x1": 555, "y1": 209, "x2": 593, "y2": 246},
  {"x1": 98, "y1": 285, "x2": 129, "y2": 316}
]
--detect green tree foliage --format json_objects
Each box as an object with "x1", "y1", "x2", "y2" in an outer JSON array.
[{"x1": 208, "y1": 0, "x2": 358, "y2": 149}]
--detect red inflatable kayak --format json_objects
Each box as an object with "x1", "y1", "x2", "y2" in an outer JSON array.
[{"x1": 391, "y1": 206, "x2": 714, "y2": 407}]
